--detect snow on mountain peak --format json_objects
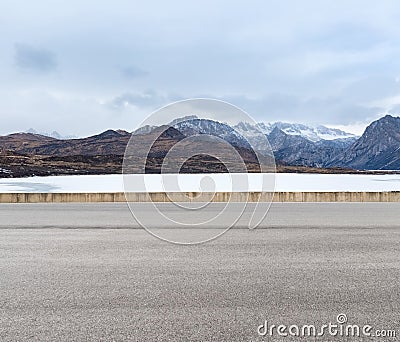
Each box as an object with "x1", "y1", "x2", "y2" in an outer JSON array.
[
  {"x1": 234, "y1": 122, "x2": 357, "y2": 142},
  {"x1": 25, "y1": 128, "x2": 77, "y2": 140}
]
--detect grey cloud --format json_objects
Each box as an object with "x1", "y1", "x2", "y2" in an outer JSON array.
[
  {"x1": 302, "y1": 100, "x2": 384, "y2": 125},
  {"x1": 14, "y1": 44, "x2": 57, "y2": 72},
  {"x1": 222, "y1": 94, "x2": 384, "y2": 125},
  {"x1": 313, "y1": 23, "x2": 383, "y2": 51},
  {"x1": 339, "y1": 76, "x2": 400, "y2": 102},
  {"x1": 111, "y1": 90, "x2": 384, "y2": 126},
  {"x1": 119, "y1": 66, "x2": 148, "y2": 79},
  {"x1": 109, "y1": 90, "x2": 168, "y2": 110},
  {"x1": 223, "y1": 94, "x2": 300, "y2": 121},
  {"x1": 389, "y1": 104, "x2": 400, "y2": 114},
  {"x1": 3, "y1": 1, "x2": 400, "y2": 135}
]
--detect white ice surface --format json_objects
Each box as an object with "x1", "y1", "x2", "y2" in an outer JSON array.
[{"x1": 1, "y1": 173, "x2": 400, "y2": 193}]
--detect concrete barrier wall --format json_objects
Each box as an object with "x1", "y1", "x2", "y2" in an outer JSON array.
[{"x1": 0, "y1": 192, "x2": 400, "y2": 203}]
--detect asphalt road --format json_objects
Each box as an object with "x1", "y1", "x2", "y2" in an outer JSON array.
[
  {"x1": 1, "y1": 202, "x2": 400, "y2": 229},
  {"x1": 0, "y1": 203, "x2": 399, "y2": 341}
]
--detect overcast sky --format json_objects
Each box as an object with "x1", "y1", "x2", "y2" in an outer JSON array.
[{"x1": 2, "y1": 0, "x2": 400, "y2": 136}]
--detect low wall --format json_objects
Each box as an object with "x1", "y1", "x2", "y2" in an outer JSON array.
[{"x1": 0, "y1": 192, "x2": 400, "y2": 203}]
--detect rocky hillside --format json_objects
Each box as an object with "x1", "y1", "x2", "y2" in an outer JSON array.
[
  {"x1": 0, "y1": 130, "x2": 131, "y2": 156},
  {"x1": 329, "y1": 115, "x2": 400, "y2": 170},
  {"x1": 266, "y1": 127, "x2": 357, "y2": 168},
  {"x1": 173, "y1": 118, "x2": 252, "y2": 149}
]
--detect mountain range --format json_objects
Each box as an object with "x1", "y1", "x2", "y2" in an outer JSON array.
[
  {"x1": 176, "y1": 115, "x2": 399, "y2": 170},
  {"x1": 0, "y1": 115, "x2": 399, "y2": 177},
  {"x1": 26, "y1": 128, "x2": 77, "y2": 140}
]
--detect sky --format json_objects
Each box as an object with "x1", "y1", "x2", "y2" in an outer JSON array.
[{"x1": 1, "y1": 0, "x2": 400, "y2": 137}]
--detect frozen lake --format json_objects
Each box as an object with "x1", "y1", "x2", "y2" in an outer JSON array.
[{"x1": 0, "y1": 173, "x2": 400, "y2": 192}]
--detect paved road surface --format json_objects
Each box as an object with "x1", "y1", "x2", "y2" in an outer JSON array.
[
  {"x1": 1, "y1": 202, "x2": 400, "y2": 229},
  {"x1": 0, "y1": 203, "x2": 399, "y2": 341}
]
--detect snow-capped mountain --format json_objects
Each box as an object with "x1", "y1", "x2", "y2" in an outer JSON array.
[
  {"x1": 234, "y1": 122, "x2": 357, "y2": 142},
  {"x1": 132, "y1": 125, "x2": 157, "y2": 135},
  {"x1": 166, "y1": 118, "x2": 360, "y2": 168},
  {"x1": 26, "y1": 128, "x2": 77, "y2": 140},
  {"x1": 172, "y1": 117, "x2": 251, "y2": 149},
  {"x1": 266, "y1": 127, "x2": 354, "y2": 167}
]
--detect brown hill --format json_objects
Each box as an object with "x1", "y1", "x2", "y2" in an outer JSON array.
[{"x1": 0, "y1": 130, "x2": 129, "y2": 156}]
